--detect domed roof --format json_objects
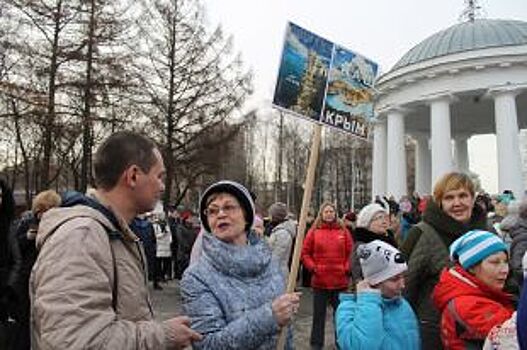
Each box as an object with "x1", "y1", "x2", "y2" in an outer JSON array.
[{"x1": 392, "y1": 19, "x2": 527, "y2": 70}]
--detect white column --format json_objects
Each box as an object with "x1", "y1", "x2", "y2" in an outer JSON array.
[
  {"x1": 386, "y1": 110, "x2": 407, "y2": 199},
  {"x1": 493, "y1": 90, "x2": 524, "y2": 196},
  {"x1": 430, "y1": 97, "x2": 454, "y2": 185},
  {"x1": 415, "y1": 135, "x2": 432, "y2": 194},
  {"x1": 372, "y1": 119, "x2": 387, "y2": 199},
  {"x1": 454, "y1": 136, "x2": 470, "y2": 173}
]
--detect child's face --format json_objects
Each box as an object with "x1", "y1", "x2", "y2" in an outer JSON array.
[{"x1": 379, "y1": 273, "x2": 405, "y2": 299}]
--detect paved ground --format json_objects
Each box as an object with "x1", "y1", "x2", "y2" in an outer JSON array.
[{"x1": 150, "y1": 280, "x2": 337, "y2": 349}]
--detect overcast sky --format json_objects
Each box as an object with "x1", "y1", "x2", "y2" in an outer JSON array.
[{"x1": 203, "y1": 0, "x2": 527, "y2": 194}]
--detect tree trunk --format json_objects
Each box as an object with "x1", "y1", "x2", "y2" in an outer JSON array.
[
  {"x1": 80, "y1": 0, "x2": 96, "y2": 193},
  {"x1": 41, "y1": 0, "x2": 63, "y2": 191},
  {"x1": 163, "y1": 4, "x2": 178, "y2": 206},
  {"x1": 276, "y1": 111, "x2": 284, "y2": 202},
  {"x1": 12, "y1": 100, "x2": 31, "y2": 206}
]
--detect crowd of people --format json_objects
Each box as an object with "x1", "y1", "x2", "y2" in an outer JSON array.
[
  {"x1": 131, "y1": 208, "x2": 199, "y2": 290},
  {"x1": 1, "y1": 130, "x2": 527, "y2": 349}
]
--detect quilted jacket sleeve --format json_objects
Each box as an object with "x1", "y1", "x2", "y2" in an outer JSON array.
[
  {"x1": 181, "y1": 271, "x2": 280, "y2": 350},
  {"x1": 336, "y1": 292, "x2": 384, "y2": 349}
]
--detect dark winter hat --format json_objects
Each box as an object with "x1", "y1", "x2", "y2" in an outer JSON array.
[
  {"x1": 344, "y1": 211, "x2": 357, "y2": 222},
  {"x1": 199, "y1": 180, "x2": 255, "y2": 233},
  {"x1": 269, "y1": 202, "x2": 288, "y2": 222}
]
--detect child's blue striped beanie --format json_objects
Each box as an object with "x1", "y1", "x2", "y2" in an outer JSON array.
[{"x1": 449, "y1": 230, "x2": 507, "y2": 270}]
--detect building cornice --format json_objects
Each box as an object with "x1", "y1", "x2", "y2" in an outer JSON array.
[
  {"x1": 376, "y1": 44, "x2": 527, "y2": 92},
  {"x1": 485, "y1": 83, "x2": 527, "y2": 98}
]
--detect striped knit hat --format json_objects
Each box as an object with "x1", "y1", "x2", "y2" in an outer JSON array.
[{"x1": 449, "y1": 230, "x2": 507, "y2": 270}]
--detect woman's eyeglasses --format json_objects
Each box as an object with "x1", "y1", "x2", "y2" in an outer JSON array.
[
  {"x1": 371, "y1": 214, "x2": 388, "y2": 222},
  {"x1": 204, "y1": 204, "x2": 240, "y2": 217}
]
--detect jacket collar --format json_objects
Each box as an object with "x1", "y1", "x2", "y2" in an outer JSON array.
[
  {"x1": 318, "y1": 221, "x2": 341, "y2": 230},
  {"x1": 202, "y1": 231, "x2": 273, "y2": 279},
  {"x1": 353, "y1": 227, "x2": 396, "y2": 247},
  {"x1": 423, "y1": 200, "x2": 488, "y2": 243},
  {"x1": 433, "y1": 264, "x2": 513, "y2": 312}
]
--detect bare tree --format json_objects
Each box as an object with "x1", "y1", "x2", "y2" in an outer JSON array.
[
  {"x1": 132, "y1": 0, "x2": 252, "y2": 204},
  {"x1": 1, "y1": 0, "x2": 254, "y2": 206},
  {"x1": 73, "y1": 0, "x2": 137, "y2": 191},
  {"x1": 7, "y1": 0, "x2": 85, "y2": 190}
]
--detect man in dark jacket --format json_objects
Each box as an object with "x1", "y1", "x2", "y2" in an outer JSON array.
[
  {"x1": 130, "y1": 215, "x2": 160, "y2": 289},
  {"x1": 0, "y1": 179, "x2": 16, "y2": 350},
  {"x1": 174, "y1": 211, "x2": 198, "y2": 279}
]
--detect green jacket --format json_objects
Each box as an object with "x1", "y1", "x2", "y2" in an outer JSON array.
[{"x1": 403, "y1": 201, "x2": 488, "y2": 323}]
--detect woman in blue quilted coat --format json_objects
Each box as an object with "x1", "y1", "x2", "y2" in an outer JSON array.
[{"x1": 181, "y1": 180, "x2": 300, "y2": 349}]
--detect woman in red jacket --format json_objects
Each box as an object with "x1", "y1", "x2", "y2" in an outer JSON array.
[
  {"x1": 301, "y1": 202, "x2": 353, "y2": 350},
  {"x1": 432, "y1": 230, "x2": 514, "y2": 350}
]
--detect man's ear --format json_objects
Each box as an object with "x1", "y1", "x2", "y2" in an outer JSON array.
[{"x1": 123, "y1": 165, "x2": 139, "y2": 188}]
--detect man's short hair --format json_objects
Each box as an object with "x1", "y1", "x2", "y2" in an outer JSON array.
[{"x1": 93, "y1": 131, "x2": 157, "y2": 190}]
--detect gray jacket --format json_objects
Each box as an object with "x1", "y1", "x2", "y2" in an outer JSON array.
[
  {"x1": 181, "y1": 231, "x2": 292, "y2": 350},
  {"x1": 268, "y1": 220, "x2": 297, "y2": 276},
  {"x1": 509, "y1": 217, "x2": 527, "y2": 287}
]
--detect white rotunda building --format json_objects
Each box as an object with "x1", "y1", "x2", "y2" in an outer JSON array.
[{"x1": 372, "y1": 17, "x2": 527, "y2": 199}]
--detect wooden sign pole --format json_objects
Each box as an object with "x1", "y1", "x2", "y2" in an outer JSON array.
[{"x1": 276, "y1": 123, "x2": 322, "y2": 349}]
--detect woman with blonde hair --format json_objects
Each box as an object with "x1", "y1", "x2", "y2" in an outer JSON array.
[
  {"x1": 402, "y1": 172, "x2": 490, "y2": 349},
  {"x1": 302, "y1": 202, "x2": 353, "y2": 350}
]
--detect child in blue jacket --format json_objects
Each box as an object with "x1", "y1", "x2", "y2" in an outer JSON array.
[{"x1": 336, "y1": 240, "x2": 421, "y2": 350}]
